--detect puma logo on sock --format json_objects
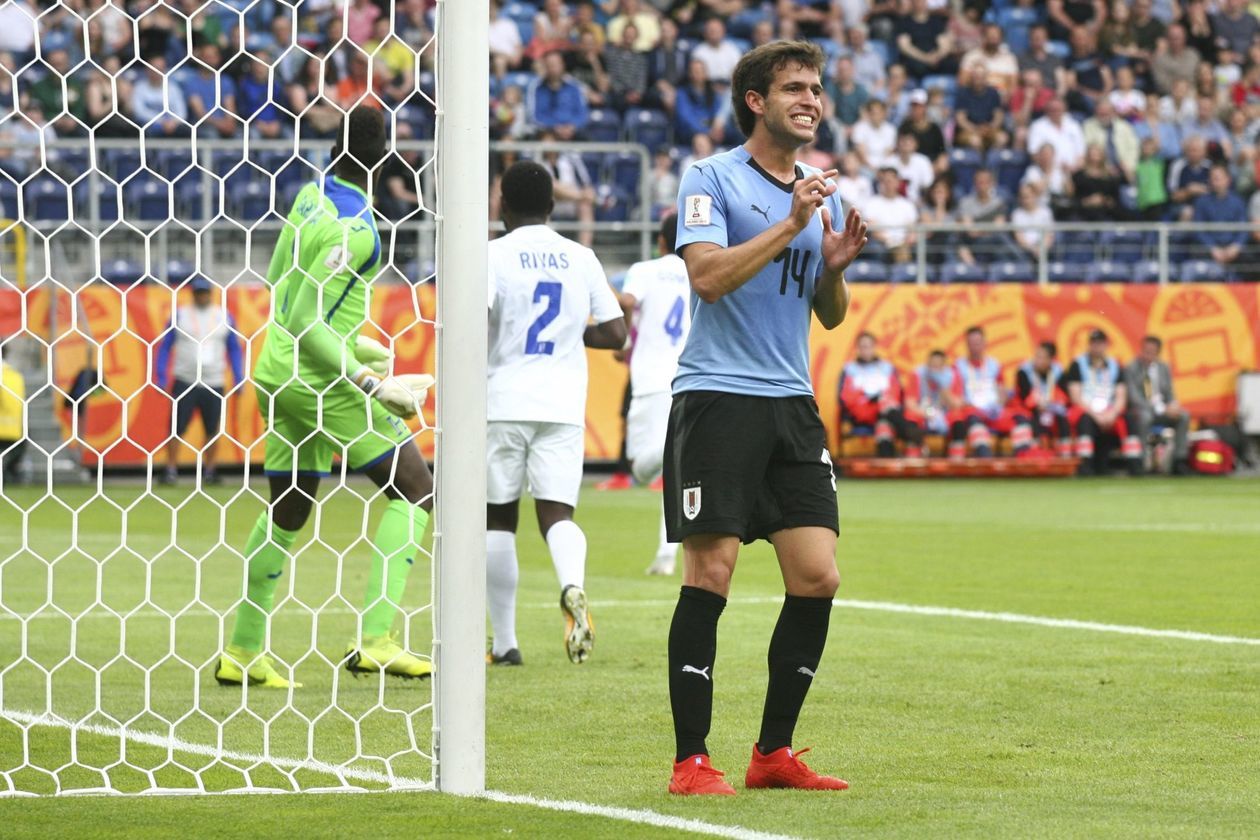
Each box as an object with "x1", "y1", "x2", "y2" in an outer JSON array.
[
  {"x1": 681, "y1": 664, "x2": 711, "y2": 681},
  {"x1": 797, "y1": 666, "x2": 816, "y2": 678}
]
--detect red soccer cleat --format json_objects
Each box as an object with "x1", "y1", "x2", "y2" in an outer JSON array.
[
  {"x1": 745, "y1": 746, "x2": 849, "y2": 791},
  {"x1": 595, "y1": 472, "x2": 633, "y2": 491},
  {"x1": 669, "y1": 754, "x2": 737, "y2": 796}
]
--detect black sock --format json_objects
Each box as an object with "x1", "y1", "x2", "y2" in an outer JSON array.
[
  {"x1": 668, "y1": 585, "x2": 726, "y2": 762},
  {"x1": 757, "y1": 594, "x2": 832, "y2": 755}
]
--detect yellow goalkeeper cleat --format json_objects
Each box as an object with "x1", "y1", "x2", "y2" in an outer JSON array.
[
  {"x1": 215, "y1": 645, "x2": 301, "y2": 689},
  {"x1": 344, "y1": 634, "x2": 433, "y2": 680}
]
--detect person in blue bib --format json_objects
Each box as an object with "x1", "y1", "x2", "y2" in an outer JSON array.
[
  {"x1": 1064, "y1": 328, "x2": 1144, "y2": 476},
  {"x1": 663, "y1": 39, "x2": 869, "y2": 797}
]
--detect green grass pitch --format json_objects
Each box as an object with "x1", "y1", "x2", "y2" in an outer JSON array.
[{"x1": 2, "y1": 477, "x2": 1258, "y2": 837}]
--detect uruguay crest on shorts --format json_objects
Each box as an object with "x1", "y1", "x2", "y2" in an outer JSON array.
[{"x1": 683, "y1": 485, "x2": 702, "y2": 520}]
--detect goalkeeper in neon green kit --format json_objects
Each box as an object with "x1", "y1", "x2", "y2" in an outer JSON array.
[{"x1": 216, "y1": 107, "x2": 434, "y2": 688}]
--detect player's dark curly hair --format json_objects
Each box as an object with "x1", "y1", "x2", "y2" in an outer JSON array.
[
  {"x1": 659, "y1": 212, "x2": 678, "y2": 255},
  {"x1": 332, "y1": 106, "x2": 388, "y2": 185},
  {"x1": 730, "y1": 40, "x2": 826, "y2": 139},
  {"x1": 501, "y1": 160, "x2": 554, "y2": 219}
]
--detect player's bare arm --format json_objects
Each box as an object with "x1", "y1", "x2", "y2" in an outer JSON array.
[
  {"x1": 585, "y1": 316, "x2": 628, "y2": 349},
  {"x1": 813, "y1": 206, "x2": 868, "y2": 329},
  {"x1": 682, "y1": 170, "x2": 839, "y2": 303}
]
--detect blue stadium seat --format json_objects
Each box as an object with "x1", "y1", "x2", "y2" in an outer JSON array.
[
  {"x1": 1100, "y1": 229, "x2": 1148, "y2": 264},
  {"x1": 889, "y1": 262, "x2": 920, "y2": 283},
  {"x1": 1179, "y1": 259, "x2": 1225, "y2": 283},
  {"x1": 624, "y1": 108, "x2": 671, "y2": 153},
  {"x1": 0, "y1": 179, "x2": 20, "y2": 219},
  {"x1": 586, "y1": 109, "x2": 622, "y2": 143},
  {"x1": 1053, "y1": 229, "x2": 1097, "y2": 264},
  {"x1": 502, "y1": 2, "x2": 537, "y2": 46},
  {"x1": 24, "y1": 176, "x2": 71, "y2": 222},
  {"x1": 987, "y1": 260, "x2": 1034, "y2": 282},
  {"x1": 995, "y1": 7, "x2": 1039, "y2": 53},
  {"x1": 987, "y1": 148, "x2": 1029, "y2": 197},
  {"x1": 1133, "y1": 259, "x2": 1163, "y2": 283},
  {"x1": 1047, "y1": 261, "x2": 1079, "y2": 282},
  {"x1": 101, "y1": 259, "x2": 144, "y2": 287},
  {"x1": 611, "y1": 152, "x2": 642, "y2": 195},
  {"x1": 1046, "y1": 40, "x2": 1070, "y2": 59},
  {"x1": 938, "y1": 261, "x2": 986, "y2": 283},
  {"x1": 595, "y1": 184, "x2": 630, "y2": 222},
  {"x1": 922, "y1": 74, "x2": 957, "y2": 110},
  {"x1": 125, "y1": 175, "x2": 171, "y2": 221},
  {"x1": 174, "y1": 174, "x2": 207, "y2": 221},
  {"x1": 102, "y1": 149, "x2": 143, "y2": 181},
  {"x1": 167, "y1": 259, "x2": 195, "y2": 285},
  {"x1": 95, "y1": 180, "x2": 121, "y2": 223},
  {"x1": 846, "y1": 260, "x2": 889, "y2": 283},
  {"x1": 727, "y1": 7, "x2": 770, "y2": 38},
  {"x1": 152, "y1": 149, "x2": 193, "y2": 180},
  {"x1": 231, "y1": 180, "x2": 273, "y2": 224},
  {"x1": 503, "y1": 71, "x2": 537, "y2": 93},
  {"x1": 1086, "y1": 260, "x2": 1134, "y2": 283},
  {"x1": 49, "y1": 147, "x2": 90, "y2": 180},
  {"x1": 396, "y1": 103, "x2": 432, "y2": 140},
  {"x1": 948, "y1": 148, "x2": 982, "y2": 195}
]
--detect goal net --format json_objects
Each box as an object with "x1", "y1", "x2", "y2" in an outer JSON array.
[{"x1": 0, "y1": 0, "x2": 486, "y2": 796}]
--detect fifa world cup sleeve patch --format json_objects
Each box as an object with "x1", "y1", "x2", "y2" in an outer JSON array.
[
  {"x1": 684, "y1": 195, "x2": 712, "y2": 227},
  {"x1": 324, "y1": 245, "x2": 346, "y2": 270}
]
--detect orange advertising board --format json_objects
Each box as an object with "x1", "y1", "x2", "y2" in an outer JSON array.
[{"x1": 1, "y1": 282, "x2": 1256, "y2": 465}]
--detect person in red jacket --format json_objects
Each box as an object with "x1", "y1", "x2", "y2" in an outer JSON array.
[
  {"x1": 948, "y1": 326, "x2": 1034, "y2": 458},
  {"x1": 1013, "y1": 340, "x2": 1072, "y2": 457},
  {"x1": 839, "y1": 332, "x2": 924, "y2": 457}
]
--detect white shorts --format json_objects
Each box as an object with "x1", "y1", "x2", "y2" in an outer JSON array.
[
  {"x1": 626, "y1": 391, "x2": 672, "y2": 484},
  {"x1": 486, "y1": 421, "x2": 585, "y2": 507}
]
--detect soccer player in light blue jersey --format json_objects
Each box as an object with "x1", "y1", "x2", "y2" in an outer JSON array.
[{"x1": 662, "y1": 40, "x2": 870, "y2": 795}]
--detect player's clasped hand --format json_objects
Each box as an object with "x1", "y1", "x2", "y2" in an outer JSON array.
[
  {"x1": 789, "y1": 168, "x2": 839, "y2": 231},
  {"x1": 820, "y1": 205, "x2": 869, "y2": 275}
]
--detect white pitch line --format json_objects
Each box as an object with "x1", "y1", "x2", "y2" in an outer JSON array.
[
  {"x1": 4, "y1": 596, "x2": 1259, "y2": 647},
  {"x1": 2, "y1": 709, "x2": 796, "y2": 839}
]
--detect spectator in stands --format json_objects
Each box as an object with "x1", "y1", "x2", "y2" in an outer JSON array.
[
  {"x1": 1126, "y1": 0, "x2": 1167, "y2": 67},
  {"x1": 27, "y1": 44, "x2": 86, "y2": 137},
  {"x1": 777, "y1": 0, "x2": 842, "y2": 39},
  {"x1": 1159, "y1": 78, "x2": 1198, "y2": 127},
  {"x1": 1136, "y1": 137, "x2": 1171, "y2": 219},
  {"x1": 750, "y1": 19, "x2": 775, "y2": 49},
  {"x1": 897, "y1": 0, "x2": 953, "y2": 81},
  {"x1": 1183, "y1": 95, "x2": 1232, "y2": 157},
  {"x1": 1135, "y1": 95, "x2": 1183, "y2": 162},
  {"x1": 961, "y1": 23, "x2": 1019, "y2": 97},
  {"x1": 1029, "y1": 97, "x2": 1087, "y2": 172},
  {"x1": 905, "y1": 349, "x2": 959, "y2": 440},
  {"x1": 1072, "y1": 144, "x2": 1125, "y2": 221},
  {"x1": 839, "y1": 332, "x2": 925, "y2": 458},
  {"x1": 288, "y1": 52, "x2": 342, "y2": 138},
  {"x1": 604, "y1": 21, "x2": 651, "y2": 111},
  {"x1": 1065, "y1": 28, "x2": 1113, "y2": 116},
  {"x1": 237, "y1": 50, "x2": 288, "y2": 139},
  {"x1": 674, "y1": 58, "x2": 724, "y2": 145},
  {"x1": 1126, "y1": 335, "x2": 1191, "y2": 474},
  {"x1": 882, "y1": 62, "x2": 914, "y2": 126},
  {"x1": 527, "y1": 51, "x2": 590, "y2": 140},
  {"x1": 1064, "y1": 328, "x2": 1142, "y2": 476},
  {"x1": 492, "y1": 83, "x2": 530, "y2": 140},
  {"x1": 1212, "y1": 0, "x2": 1259, "y2": 67},
  {"x1": 842, "y1": 23, "x2": 887, "y2": 95},
  {"x1": 571, "y1": 2, "x2": 606, "y2": 49},
  {"x1": 529, "y1": 0, "x2": 572, "y2": 61},
  {"x1": 333, "y1": 50, "x2": 385, "y2": 111},
  {"x1": 1048, "y1": 0, "x2": 1105, "y2": 43},
  {"x1": 1167, "y1": 135, "x2": 1213, "y2": 216},
  {"x1": 949, "y1": 325, "x2": 1033, "y2": 458},
  {"x1": 1192, "y1": 63, "x2": 1225, "y2": 111},
  {"x1": 852, "y1": 98, "x2": 897, "y2": 171},
  {"x1": 365, "y1": 19, "x2": 417, "y2": 106},
  {"x1": 828, "y1": 55, "x2": 869, "y2": 126},
  {"x1": 320, "y1": 18, "x2": 350, "y2": 79},
  {"x1": 647, "y1": 16, "x2": 688, "y2": 111},
  {"x1": 953, "y1": 62, "x2": 1008, "y2": 151},
  {"x1": 690, "y1": 18, "x2": 740, "y2": 86},
  {"x1": 131, "y1": 54, "x2": 189, "y2": 138},
  {"x1": 958, "y1": 169, "x2": 1024, "y2": 264},
  {"x1": 1192, "y1": 163, "x2": 1248, "y2": 267},
  {"x1": 607, "y1": 0, "x2": 659, "y2": 52},
  {"x1": 946, "y1": 1, "x2": 985, "y2": 67},
  {"x1": 1014, "y1": 340, "x2": 1072, "y2": 459},
  {"x1": 1012, "y1": 182, "x2": 1055, "y2": 259},
  {"x1": 1099, "y1": 2, "x2": 1142, "y2": 69},
  {"x1": 1182, "y1": 0, "x2": 1219, "y2": 65},
  {"x1": 899, "y1": 88, "x2": 947, "y2": 174},
  {"x1": 0, "y1": 345, "x2": 24, "y2": 486},
  {"x1": 1084, "y1": 99, "x2": 1139, "y2": 182},
  {"x1": 0, "y1": 0, "x2": 36, "y2": 61},
  {"x1": 0, "y1": 99, "x2": 51, "y2": 177},
  {"x1": 1231, "y1": 61, "x2": 1260, "y2": 111},
  {"x1": 380, "y1": 121, "x2": 423, "y2": 221},
  {"x1": 1152, "y1": 24, "x2": 1200, "y2": 96},
  {"x1": 1019, "y1": 25, "x2": 1066, "y2": 95},
  {"x1": 1022, "y1": 143, "x2": 1073, "y2": 214},
  {"x1": 1108, "y1": 66, "x2": 1147, "y2": 124},
  {"x1": 862, "y1": 167, "x2": 918, "y2": 263},
  {"x1": 678, "y1": 130, "x2": 714, "y2": 174},
  {"x1": 568, "y1": 29, "x2": 609, "y2": 107},
  {"x1": 539, "y1": 130, "x2": 597, "y2": 247},
  {"x1": 489, "y1": 0, "x2": 524, "y2": 77},
  {"x1": 270, "y1": 16, "x2": 305, "y2": 86},
  {"x1": 1010, "y1": 69, "x2": 1056, "y2": 150},
  {"x1": 920, "y1": 177, "x2": 960, "y2": 265},
  {"x1": 649, "y1": 149, "x2": 679, "y2": 219},
  {"x1": 345, "y1": 0, "x2": 380, "y2": 46},
  {"x1": 836, "y1": 151, "x2": 873, "y2": 211},
  {"x1": 886, "y1": 132, "x2": 934, "y2": 205},
  {"x1": 1226, "y1": 109, "x2": 1253, "y2": 177}
]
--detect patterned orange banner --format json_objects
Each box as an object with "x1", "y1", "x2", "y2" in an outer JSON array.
[{"x1": 2, "y1": 282, "x2": 1256, "y2": 465}]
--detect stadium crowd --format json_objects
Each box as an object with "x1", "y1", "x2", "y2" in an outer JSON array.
[{"x1": 0, "y1": 1, "x2": 1259, "y2": 276}]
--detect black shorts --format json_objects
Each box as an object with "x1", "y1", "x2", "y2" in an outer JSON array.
[
  {"x1": 172, "y1": 379, "x2": 224, "y2": 437},
  {"x1": 663, "y1": 390, "x2": 839, "y2": 544}
]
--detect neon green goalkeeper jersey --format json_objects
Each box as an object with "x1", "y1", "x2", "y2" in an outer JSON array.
[{"x1": 253, "y1": 176, "x2": 382, "y2": 391}]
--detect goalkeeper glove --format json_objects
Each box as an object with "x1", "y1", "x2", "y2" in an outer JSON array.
[
  {"x1": 354, "y1": 335, "x2": 393, "y2": 377},
  {"x1": 350, "y1": 367, "x2": 435, "y2": 420}
]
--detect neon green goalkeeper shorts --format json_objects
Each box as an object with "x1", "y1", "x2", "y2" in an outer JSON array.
[{"x1": 256, "y1": 379, "x2": 413, "y2": 477}]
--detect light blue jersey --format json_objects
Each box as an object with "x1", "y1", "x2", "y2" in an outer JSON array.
[{"x1": 673, "y1": 146, "x2": 843, "y2": 398}]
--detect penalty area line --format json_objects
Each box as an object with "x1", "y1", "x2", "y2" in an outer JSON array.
[{"x1": 2, "y1": 709, "x2": 798, "y2": 839}]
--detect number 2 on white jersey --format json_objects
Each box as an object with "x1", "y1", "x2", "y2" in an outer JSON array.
[{"x1": 525, "y1": 281, "x2": 562, "y2": 355}]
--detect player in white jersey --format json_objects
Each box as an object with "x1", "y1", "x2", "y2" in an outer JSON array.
[
  {"x1": 486, "y1": 161, "x2": 627, "y2": 667},
  {"x1": 620, "y1": 213, "x2": 691, "y2": 576}
]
